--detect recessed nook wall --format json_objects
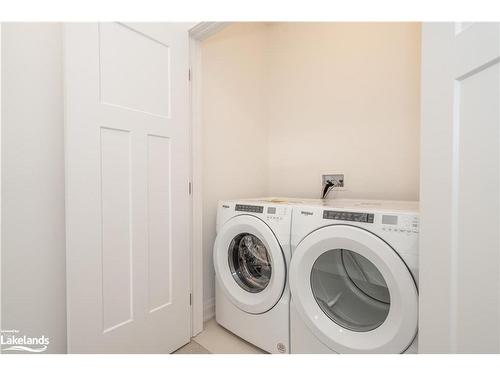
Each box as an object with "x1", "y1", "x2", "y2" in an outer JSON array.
[{"x1": 201, "y1": 22, "x2": 421, "y2": 318}]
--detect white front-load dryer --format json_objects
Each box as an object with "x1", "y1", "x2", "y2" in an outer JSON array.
[
  {"x1": 289, "y1": 199, "x2": 419, "y2": 354},
  {"x1": 213, "y1": 199, "x2": 293, "y2": 354}
]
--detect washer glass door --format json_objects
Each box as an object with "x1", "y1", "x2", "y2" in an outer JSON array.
[
  {"x1": 214, "y1": 215, "x2": 286, "y2": 314},
  {"x1": 311, "y1": 249, "x2": 390, "y2": 332},
  {"x1": 229, "y1": 233, "x2": 272, "y2": 293}
]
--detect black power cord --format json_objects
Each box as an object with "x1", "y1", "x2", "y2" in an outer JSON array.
[
  {"x1": 322, "y1": 180, "x2": 335, "y2": 199},
  {"x1": 322, "y1": 179, "x2": 343, "y2": 199}
]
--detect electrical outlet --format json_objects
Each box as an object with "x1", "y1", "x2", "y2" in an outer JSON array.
[{"x1": 321, "y1": 173, "x2": 345, "y2": 191}]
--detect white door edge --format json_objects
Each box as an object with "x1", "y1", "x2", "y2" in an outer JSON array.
[{"x1": 65, "y1": 23, "x2": 192, "y2": 353}]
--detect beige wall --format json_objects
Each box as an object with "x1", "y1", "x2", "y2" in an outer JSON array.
[
  {"x1": 201, "y1": 23, "x2": 269, "y2": 319},
  {"x1": 266, "y1": 23, "x2": 421, "y2": 200},
  {"x1": 201, "y1": 22, "x2": 421, "y2": 315}
]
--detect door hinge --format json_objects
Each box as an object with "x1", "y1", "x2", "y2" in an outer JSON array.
[
  {"x1": 189, "y1": 293, "x2": 192, "y2": 306},
  {"x1": 188, "y1": 181, "x2": 192, "y2": 195}
]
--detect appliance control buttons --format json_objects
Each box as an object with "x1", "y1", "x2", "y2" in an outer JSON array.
[
  {"x1": 382, "y1": 224, "x2": 418, "y2": 234},
  {"x1": 267, "y1": 216, "x2": 284, "y2": 221}
]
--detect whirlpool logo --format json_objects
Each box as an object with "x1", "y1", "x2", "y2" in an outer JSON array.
[
  {"x1": 1, "y1": 329, "x2": 50, "y2": 353},
  {"x1": 300, "y1": 211, "x2": 314, "y2": 216}
]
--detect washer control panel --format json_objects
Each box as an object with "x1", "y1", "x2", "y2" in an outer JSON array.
[
  {"x1": 235, "y1": 204, "x2": 263, "y2": 213},
  {"x1": 266, "y1": 206, "x2": 288, "y2": 222},
  {"x1": 323, "y1": 210, "x2": 374, "y2": 223},
  {"x1": 232, "y1": 203, "x2": 288, "y2": 222}
]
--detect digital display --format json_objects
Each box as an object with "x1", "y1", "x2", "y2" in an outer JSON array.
[
  {"x1": 382, "y1": 215, "x2": 398, "y2": 225},
  {"x1": 323, "y1": 210, "x2": 374, "y2": 223},
  {"x1": 267, "y1": 207, "x2": 276, "y2": 214},
  {"x1": 235, "y1": 204, "x2": 264, "y2": 213}
]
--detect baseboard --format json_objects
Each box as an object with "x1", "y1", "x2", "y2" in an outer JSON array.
[{"x1": 203, "y1": 297, "x2": 215, "y2": 322}]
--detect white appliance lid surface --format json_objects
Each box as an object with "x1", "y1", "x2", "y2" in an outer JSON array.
[
  {"x1": 297, "y1": 198, "x2": 419, "y2": 213},
  {"x1": 220, "y1": 197, "x2": 419, "y2": 213},
  {"x1": 223, "y1": 197, "x2": 307, "y2": 205}
]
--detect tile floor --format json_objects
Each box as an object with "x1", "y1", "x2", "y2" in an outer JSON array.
[
  {"x1": 173, "y1": 340, "x2": 210, "y2": 354},
  {"x1": 174, "y1": 319, "x2": 266, "y2": 354}
]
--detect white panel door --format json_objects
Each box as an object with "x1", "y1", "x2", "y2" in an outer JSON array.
[
  {"x1": 420, "y1": 23, "x2": 500, "y2": 353},
  {"x1": 64, "y1": 23, "x2": 191, "y2": 353}
]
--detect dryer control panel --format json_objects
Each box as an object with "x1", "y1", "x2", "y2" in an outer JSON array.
[
  {"x1": 321, "y1": 210, "x2": 419, "y2": 234},
  {"x1": 381, "y1": 214, "x2": 419, "y2": 234},
  {"x1": 323, "y1": 210, "x2": 374, "y2": 223}
]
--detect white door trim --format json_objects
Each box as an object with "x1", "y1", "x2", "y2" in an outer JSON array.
[{"x1": 188, "y1": 22, "x2": 230, "y2": 336}]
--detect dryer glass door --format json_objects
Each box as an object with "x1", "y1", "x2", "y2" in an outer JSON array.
[
  {"x1": 311, "y1": 249, "x2": 390, "y2": 332},
  {"x1": 289, "y1": 224, "x2": 418, "y2": 353}
]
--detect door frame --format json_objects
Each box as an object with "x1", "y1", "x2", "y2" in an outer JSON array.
[{"x1": 188, "y1": 22, "x2": 230, "y2": 336}]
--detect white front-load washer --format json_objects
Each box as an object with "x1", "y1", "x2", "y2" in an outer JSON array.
[
  {"x1": 213, "y1": 198, "x2": 294, "y2": 354},
  {"x1": 289, "y1": 199, "x2": 419, "y2": 354}
]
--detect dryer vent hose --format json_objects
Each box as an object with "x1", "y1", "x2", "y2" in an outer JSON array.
[{"x1": 322, "y1": 179, "x2": 343, "y2": 199}]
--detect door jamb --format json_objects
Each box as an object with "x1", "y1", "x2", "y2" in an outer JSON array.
[{"x1": 188, "y1": 22, "x2": 229, "y2": 336}]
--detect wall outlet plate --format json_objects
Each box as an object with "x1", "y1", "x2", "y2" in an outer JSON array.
[{"x1": 321, "y1": 173, "x2": 346, "y2": 191}]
